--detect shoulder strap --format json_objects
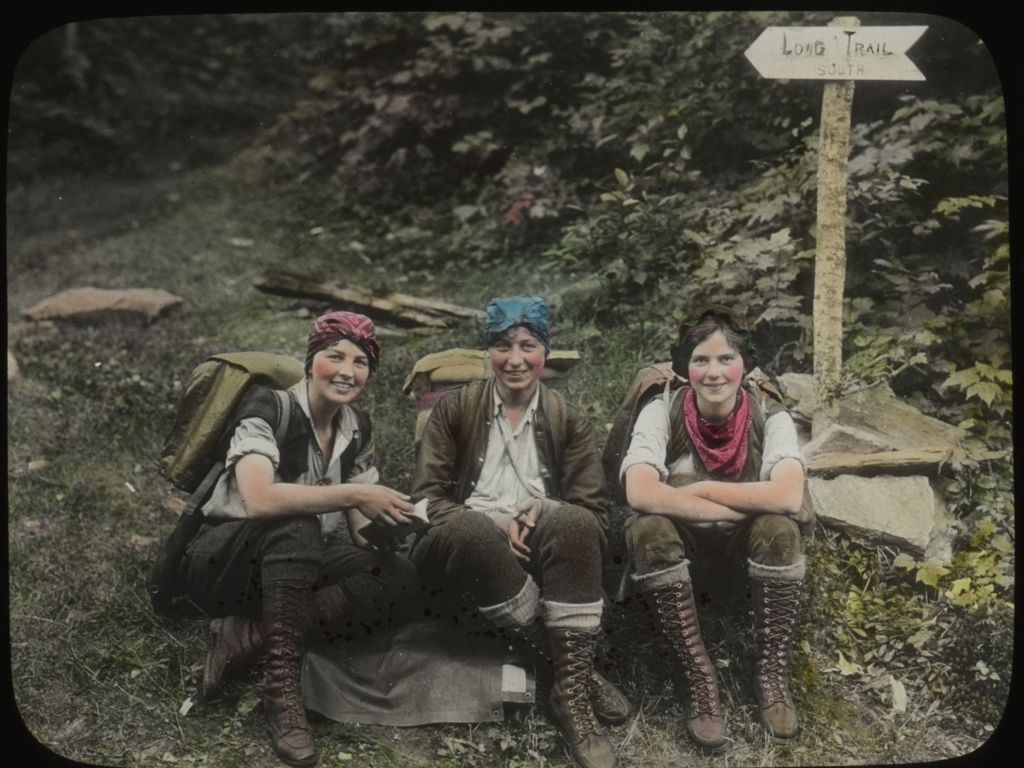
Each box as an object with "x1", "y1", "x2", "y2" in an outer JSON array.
[
  {"x1": 272, "y1": 389, "x2": 292, "y2": 446},
  {"x1": 352, "y1": 406, "x2": 372, "y2": 452},
  {"x1": 329, "y1": 404, "x2": 373, "y2": 481},
  {"x1": 544, "y1": 386, "x2": 568, "y2": 454},
  {"x1": 666, "y1": 387, "x2": 689, "y2": 467}
]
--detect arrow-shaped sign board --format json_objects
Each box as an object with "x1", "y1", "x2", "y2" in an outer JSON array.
[{"x1": 745, "y1": 26, "x2": 927, "y2": 80}]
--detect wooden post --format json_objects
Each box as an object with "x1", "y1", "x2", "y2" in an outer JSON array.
[
  {"x1": 744, "y1": 19, "x2": 926, "y2": 435},
  {"x1": 812, "y1": 16, "x2": 859, "y2": 438}
]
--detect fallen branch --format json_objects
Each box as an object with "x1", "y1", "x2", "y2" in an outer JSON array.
[{"x1": 255, "y1": 270, "x2": 482, "y2": 328}]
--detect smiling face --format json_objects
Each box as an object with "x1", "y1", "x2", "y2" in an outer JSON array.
[
  {"x1": 308, "y1": 338, "x2": 370, "y2": 410},
  {"x1": 489, "y1": 325, "x2": 546, "y2": 403},
  {"x1": 688, "y1": 330, "x2": 745, "y2": 421}
]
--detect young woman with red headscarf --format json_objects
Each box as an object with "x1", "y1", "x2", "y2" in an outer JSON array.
[
  {"x1": 176, "y1": 311, "x2": 417, "y2": 767},
  {"x1": 620, "y1": 306, "x2": 810, "y2": 751}
]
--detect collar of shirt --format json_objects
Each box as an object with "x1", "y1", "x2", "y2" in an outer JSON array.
[
  {"x1": 492, "y1": 384, "x2": 541, "y2": 435},
  {"x1": 291, "y1": 379, "x2": 359, "y2": 465}
]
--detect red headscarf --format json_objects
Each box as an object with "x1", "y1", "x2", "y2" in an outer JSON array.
[
  {"x1": 305, "y1": 310, "x2": 381, "y2": 373},
  {"x1": 682, "y1": 386, "x2": 752, "y2": 480}
]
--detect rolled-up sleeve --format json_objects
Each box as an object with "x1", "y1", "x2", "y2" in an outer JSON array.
[
  {"x1": 619, "y1": 398, "x2": 671, "y2": 483},
  {"x1": 224, "y1": 417, "x2": 280, "y2": 472},
  {"x1": 760, "y1": 411, "x2": 805, "y2": 481}
]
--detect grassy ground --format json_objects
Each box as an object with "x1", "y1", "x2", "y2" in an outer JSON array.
[{"x1": 7, "y1": 161, "x2": 1007, "y2": 768}]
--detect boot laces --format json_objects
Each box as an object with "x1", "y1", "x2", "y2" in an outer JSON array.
[
  {"x1": 266, "y1": 639, "x2": 306, "y2": 729},
  {"x1": 266, "y1": 589, "x2": 311, "y2": 734},
  {"x1": 756, "y1": 581, "x2": 802, "y2": 705},
  {"x1": 654, "y1": 589, "x2": 720, "y2": 717},
  {"x1": 563, "y1": 631, "x2": 600, "y2": 736}
]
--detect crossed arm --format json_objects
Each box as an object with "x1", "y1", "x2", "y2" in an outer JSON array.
[{"x1": 624, "y1": 456, "x2": 805, "y2": 524}]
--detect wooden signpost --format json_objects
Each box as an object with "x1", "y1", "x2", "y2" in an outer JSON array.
[{"x1": 744, "y1": 18, "x2": 926, "y2": 437}]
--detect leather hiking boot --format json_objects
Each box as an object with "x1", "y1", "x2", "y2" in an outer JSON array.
[
  {"x1": 202, "y1": 615, "x2": 264, "y2": 701},
  {"x1": 649, "y1": 581, "x2": 728, "y2": 752},
  {"x1": 203, "y1": 583, "x2": 351, "y2": 701},
  {"x1": 263, "y1": 583, "x2": 316, "y2": 767},
  {"x1": 507, "y1": 620, "x2": 633, "y2": 727},
  {"x1": 546, "y1": 627, "x2": 617, "y2": 768},
  {"x1": 589, "y1": 669, "x2": 633, "y2": 726},
  {"x1": 751, "y1": 575, "x2": 804, "y2": 741}
]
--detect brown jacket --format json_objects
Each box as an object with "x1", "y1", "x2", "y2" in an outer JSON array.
[{"x1": 412, "y1": 379, "x2": 611, "y2": 531}]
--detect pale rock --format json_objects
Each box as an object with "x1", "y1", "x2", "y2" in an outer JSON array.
[
  {"x1": 8, "y1": 350, "x2": 19, "y2": 383},
  {"x1": 128, "y1": 534, "x2": 157, "y2": 551},
  {"x1": 779, "y1": 373, "x2": 962, "y2": 461},
  {"x1": 22, "y1": 287, "x2": 184, "y2": 323},
  {"x1": 802, "y1": 423, "x2": 896, "y2": 457},
  {"x1": 163, "y1": 496, "x2": 188, "y2": 516},
  {"x1": 808, "y1": 474, "x2": 945, "y2": 555}
]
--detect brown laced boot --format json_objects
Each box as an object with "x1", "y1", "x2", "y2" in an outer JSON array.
[
  {"x1": 650, "y1": 582, "x2": 728, "y2": 752},
  {"x1": 751, "y1": 575, "x2": 803, "y2": 741},
  {"x1": 262, "y1": 583, "x2": 316, "y2": 767},
  {"x1": 202, "y1": 584, "x2": 351, "y2": 700},
  {"x1": 546, "y1": 627, "x2": 617, "y2": 768},
  {"x1": 202, "y1": 616, "x2": 264, "y2": 701},
  {"x1": 588, "y1": 666, "x2": 634, "y2": 727},
  {"x1": 508, "y1": 621, "x2": 633, "y2": 726}
]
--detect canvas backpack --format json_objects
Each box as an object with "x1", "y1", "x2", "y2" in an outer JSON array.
[
  {"x1": 402, "y1": 347, "x2": 582, "y2": 444},
  {"x1": 601, "y1": 362, "x2": 785, "y2": 505},
  {"x1": 159, "y1": 352, "x2": 307, "y2": 493},
  {"x1": 150, "y1": 352, "x2": 308, "y2": 616}
]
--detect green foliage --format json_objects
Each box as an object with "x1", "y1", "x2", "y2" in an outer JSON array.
[
  {"x1": 941, "y1": 364, "x2": 1012, "y2": 416},
  {"x1": 842, "y1": 331, "x2": 931, "y2": 393},
  {"x1": 16, "y1": 16, "x2": 1008, "y2": 439},
  {"x1": 811, "y1": 528, "x2": 1012, "y2": 725}
]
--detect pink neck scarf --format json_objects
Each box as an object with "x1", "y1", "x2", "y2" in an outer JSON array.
[{"x1": 682, "y1": 386, "x2": 752, "y2": 480}]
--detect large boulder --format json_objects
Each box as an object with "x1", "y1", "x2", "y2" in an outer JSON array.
[
  {"x1": 808, "y1": 474, "x2": 947, "y2": 556},
  {"x1": 22, "y1": 287, "x2": 184, "y2": 324},
  {"x1": 778, "y1": 373, "x2": 964, "y2": 475}
]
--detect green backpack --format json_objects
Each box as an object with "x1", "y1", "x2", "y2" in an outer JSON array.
[
  {"x1": 159, "y1": 352, "x2": 305, "y2": 493},
  {"x1": 151, "y1": 351, "x2": 305, "y2": 617},
  {"x1": 601, "y1": 362, "x2": 681, "y2": 504}
]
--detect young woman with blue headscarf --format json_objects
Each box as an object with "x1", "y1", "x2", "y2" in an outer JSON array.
[{"x1": 411, "y1": 297, "x2": 632, "y2": 768}]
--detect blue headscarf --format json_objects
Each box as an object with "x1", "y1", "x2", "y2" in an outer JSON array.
[{"x1": 484, "y1": 296, "x2": 551, "y2": 351}]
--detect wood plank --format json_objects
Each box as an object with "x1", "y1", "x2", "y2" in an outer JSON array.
[
  {"x1": 807, "y1": 448, "x2": 953, "y2": 476},
  {"x1": 256, "y1": 272, "x2": 448, "y2": 328},
  {"x1": 387, "y1": 292, "x2": 485, "y2": 320}
]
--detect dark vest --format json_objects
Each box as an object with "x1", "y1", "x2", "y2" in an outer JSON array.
[{"x1": 227, "y1": 385, "x2": 372, "y2": 483}]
